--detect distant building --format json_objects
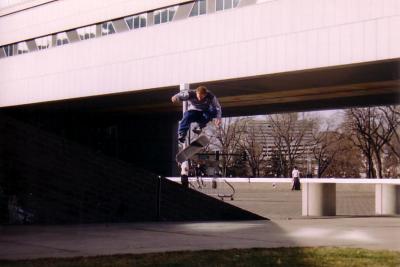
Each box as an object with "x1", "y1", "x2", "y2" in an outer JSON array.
[{"x1": 243, "y1": 118, "x2": 316, "y2": 177}]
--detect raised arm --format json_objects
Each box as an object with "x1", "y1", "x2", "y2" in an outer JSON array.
[{"x1": 171, "y1": 91, "x2": 191, "y2": 103}]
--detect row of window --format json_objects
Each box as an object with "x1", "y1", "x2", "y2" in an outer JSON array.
[{"x1": 0, "y1": 0, "x2": 241, "y2": 58}]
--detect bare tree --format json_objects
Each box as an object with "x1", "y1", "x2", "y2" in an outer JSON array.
[
  {"x1": 323, "y1": 137, "x2": 363, "y2": 178},
  {"x1": 379, "y1": 106, "x2": 400, "y2": 160},
  {"x1": 267, "y1": 113, "x2": 313, "y2": 177},
  {"x1": 345, "y1": 107, "x2": 398, "y2": 178},
  {"x1": 240, "y1": 119, "x2": 268, "y2": 177},
  {"x1": 210, "y1": 117, "x2": 246, "y2": 176},
  {"x1": 310, "y1": 118, "x2": 345, "y2": 177}
]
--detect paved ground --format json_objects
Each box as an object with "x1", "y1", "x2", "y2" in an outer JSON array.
[
  {"x1": 196, "y1": 181, "x2": 375, "y2": 219},
  {"x1": 0, "y1": 182, "x2": 398, "y2": 261},
  {"x1": 0, "y1": 218, "x2": 399, "y2": 260}
]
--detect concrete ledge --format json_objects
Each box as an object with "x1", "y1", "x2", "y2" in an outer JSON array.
[
  {"x1": 166, "y1": 177, "x2": 400, "y2": 216},
  {"x1": 167, "y1": 177, "x2": 400, "y2": 184}
]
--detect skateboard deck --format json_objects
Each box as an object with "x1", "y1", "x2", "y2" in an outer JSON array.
[{"x1": 176, "y1": 135, "x2": 209, "y2": 163}]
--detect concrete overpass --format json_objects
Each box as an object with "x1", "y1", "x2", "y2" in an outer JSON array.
[{"x1": 1, "y1": 0, "x2": 399, "y2": 113}]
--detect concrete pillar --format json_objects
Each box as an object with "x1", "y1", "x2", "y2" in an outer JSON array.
[
  {"x1": 375, "y1": 184, "x2": 400, "y2": 215},
  {"x1": 171, "y1": 121, "x2": 179, "y2": 176},
  {"x1": 302, "y1": 183, "x2": 336, "y2": 216}
]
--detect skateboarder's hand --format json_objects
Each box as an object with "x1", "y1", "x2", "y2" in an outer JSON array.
[
  {"x1": 214, "y1": 118, "x2": 222, "y2": 127},
  {"x1": 171, "y1": 96, "x2": 179, "y2": 103}
]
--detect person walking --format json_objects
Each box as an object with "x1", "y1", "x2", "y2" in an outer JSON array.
[
  {"x1": 180, "y1": 161, "x2": 189, "y2": 188},
  {"x1": 291, "y1": 166, "x2": 301, "y2": 190}
]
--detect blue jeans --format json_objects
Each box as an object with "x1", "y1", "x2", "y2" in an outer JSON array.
[{"x1": 178, "y1": 109, "x2": 217, "y2": 137}]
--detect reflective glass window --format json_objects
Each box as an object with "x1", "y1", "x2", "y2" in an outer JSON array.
[
  {"x1": 224, "y1": 0, "x2": 232, "y2": 9},
  {"x1": 101, "y1": 22, "x2": 115, "y2": 36},
  {"x1": 77, "y1": 25, "x2": 96, "y2": 40},
  {"x1": 17, "y1": 42, "x2": 28, "y2": 54},
  {"x1": 125, "y1": 17, "x2": 133, "y2": 30},
  {"x1": 126, "y1": 14, "x2": 147, "y2": 29},
  {"x1": 35, "y1": 36, "x2": 52, "y2": 50},
  {"x1": 4, "y1": 44, "x2": 14, "y2": 56},
  {"x1": 190, "y1": 0, "x2": 206, "y2": 17},
  {"x1": 134, "y1": 16, "x2": 140, "y2": 28},
  {"x1": 56, "y1": 32, "x2": 69, "y2": 46},
  {"x1": 216, "y1": 0, "x2": 223, "y2": 11},
  {"x1": 216, "y1": 0, "x2": 238, "y2": 11},
  {"x1": 199, "y1": 0, "x2": 206, "y2": 14},
  {"x1": 154, "y1": 6, "x2": 177, "y2": 24},
  {"x1": 161, "y1": 9, "x2": 168, "y2": 23},
  {"x1": 140, "y1": 15, "x2": 147, "y2": 27},
  {"x1": 190, "y1": 1, "x2": 199, "y2": 16},
  {"x1": 168, "y1": 7, "x2": 176, "y2": 21},
  {"x1": 154, "y1": 10, "x2": 161, "y2": 24}
]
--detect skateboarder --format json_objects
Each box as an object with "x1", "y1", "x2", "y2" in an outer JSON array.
[{"x1": 171, "y1": 86, "x2": 222, "y2": 143}]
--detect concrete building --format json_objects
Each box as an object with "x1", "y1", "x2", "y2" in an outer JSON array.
[{"x1": 244, "y1": 118, "x2": 316, "y2": 177}]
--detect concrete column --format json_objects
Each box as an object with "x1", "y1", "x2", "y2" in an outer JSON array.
[
  {"x1": 171, "y1": 121, "x2": 179, "y2": 176},
  {"x1": 302, "y1": 183, "x2": 336, "y2": 216},
  {"x1": 375, "y1": 184, "x2": 400, "y2": 215},
  {"x1": 180, "y1": 83, "x2": 190, "y2": 145}
]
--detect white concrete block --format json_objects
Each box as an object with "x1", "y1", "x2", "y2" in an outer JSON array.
[
  {"x1": 350, "y1": 22, "x2": 364, "y2": 62},
  {"x1": 255, "y1": 38, "x2": 267, "y2": 74},
  {"x1": 304, "y1": 30, "x2": 314, "y2": 68},
  {"x1": 362, "y1": 20, "x2": 376, "y2": 61},
  {"x1": 329, "y1": 26, "x2": 341, "y2": 66},
  {"x1": 383, "y1": 0, "x2": 400, "y2": 17},
  {"x1": 339, "y1": 24, "x2": 352, "y2": 64},
  {"x1": 388, "y1": 16, "x2": 400, "y2": 58},
  {"x1": 376, "y1": 18, "x2": 390, "y2": 59},
  {"x1": 315, "y1": 28, "x2": 330, "y2": 67},
  {"x1": 285, "y1": 33, "x2": 297, "y2": 70},
  {"x1": 265, "y1": 37, "x2": 276, "y2": 73},
  {"x1": 275, "y1": 35, "x2": 286, "y2": 72},
  {"x1": 296, "y1": 32, "x2": 308, "y2": 70}
]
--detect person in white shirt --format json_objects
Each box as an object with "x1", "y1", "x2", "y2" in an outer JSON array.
[
  {"x1": 291, "y1": 166, "x2": 301, "y2": 190},
  {"x1": 180, "y1": 161, "x2": 189, "y2": 188}
]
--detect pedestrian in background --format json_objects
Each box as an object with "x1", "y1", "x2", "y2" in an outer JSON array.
[
  {"x1": 292, "y1": 166, "x2": 301, "y2": 190},
  {"x1": 180, "y1": 161, "x2": 189, "y2": 188}
]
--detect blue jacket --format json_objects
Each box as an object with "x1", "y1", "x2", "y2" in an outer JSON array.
[{"x1": 173, "y1": 90, "x2": 222, "y2": 119}]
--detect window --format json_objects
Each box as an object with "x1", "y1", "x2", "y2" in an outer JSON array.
[
  {"x1": 190, "y1": 0, "x2": 206, "y2": 17},
  {"x1": 35, "y1": 36, "x2": 52, "y2": 50},
  {"x1": 3, "y1": 44, "x2": 15, "y2": 57},
  {"x1": 125, "y1": 14, "x2": 147, "y2": 30},
  {"x1": 55, "y1": 32, "x2": 69, "y2": 46},
  {"x1": 154, "y1": 6, "x2": 177, "y2": 25},
  {"x1": 17, "y1": 42, "x2": 28, "y2": 54},
  {"x1": 77, "y1": 25, "x2": 96, "y2": 40},
  {"x1": 216, "y1": 0, "x2": 239, "y2": 11},
  {"x1": 101, "y1": 22, "x2": 116, "y2": 36}
]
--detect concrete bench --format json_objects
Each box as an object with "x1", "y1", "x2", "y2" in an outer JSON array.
[
  {"x1": 301, "y1": 178, "x2": 400, "y2": 216},
  {"x1": 166, "y1": 177, "x2": 400, "y2": 216}
]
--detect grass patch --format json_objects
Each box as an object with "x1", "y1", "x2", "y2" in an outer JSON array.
[{"x1": 0, "y1": 247, "x2": 399, "y2": 267}]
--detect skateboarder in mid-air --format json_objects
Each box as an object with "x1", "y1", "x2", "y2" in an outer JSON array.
[{"x1": 171, "y1": 86, "x2": 222, "y2": 143}]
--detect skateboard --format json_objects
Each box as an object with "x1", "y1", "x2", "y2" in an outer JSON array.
[{"x1": 176, "y1": 135, "x2": 209, "y2": 163}]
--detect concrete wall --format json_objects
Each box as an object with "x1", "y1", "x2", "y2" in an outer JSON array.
[{"x1": 1, "y1": 0, "x2": 399, "y2": 108}]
